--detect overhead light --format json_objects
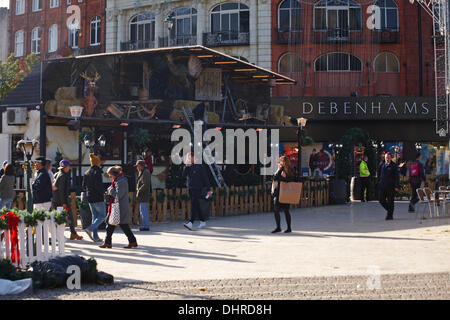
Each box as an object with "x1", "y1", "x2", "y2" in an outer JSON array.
[
  {"x1": 252, "y1": 75, "x2": 270, "y2": 78},
  {"x1": 215, "y1": 127, "x2": 222, "y2": 130},
  {"x1": 98, "y1": 135, "x2": 106, "y2": 147},
  {"x1": 215, "y1": 61, "x2": 238, "y2": 64},
  {"x1": 276, "y1": 82, "x2": 294, "y2": 85},
  {"x1": 120, "y1": 122, "x2": 129, "y2": 127},
  {"x1": 189, "y1": 48, "x2": 203, "y2": 51},
  {"x1": 234, "y1": 68, "x2": 257, "y2": 72},
  {"x1": 172, "y1": 124, "x2": 181, "y2": 128},
  {"x1": 256, "y1": 128, "x2": 263, "y2": 132},
  {"x1": 297, "y1": 117, "x2": 307, "y2": 128},
  {"x1": 197, "y1": 55, "x2": 214, "y2": 58}
]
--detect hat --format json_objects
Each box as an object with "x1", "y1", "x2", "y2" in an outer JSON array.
[
  {"x1": 35, "y1": 156, "x2": 46, "y2": 165},
  {"x1": 135, "y1": 160, "x2": 146, "y2": 167},
  {"x1": 2, "y1": 160, "x2": 8, "y2": 167},
  {"x1": 58, "y1": 159, "x2": 70, "y2": 170},
  {"x1": 89, "y1": 153, "x2": 101, "y2": 167}
]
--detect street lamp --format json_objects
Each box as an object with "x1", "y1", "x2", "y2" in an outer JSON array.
[
  {"x1": 296, "y1": 117, "x2": 308, "y2": 179},
  {"x1": 84, "y1": 134, "x2": 107, "y2": 153},
  {"x1": 16, "y1": 138, "x2": 39, "y2": 212}
]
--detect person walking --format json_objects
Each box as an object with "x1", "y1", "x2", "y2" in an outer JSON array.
[
  {"x1": 135, "y1": 160, "x2": 151, "y2": 231},
  {"x1": 82, "y1": 153, "x2": 106, "y2": 242},
  {"x1": 271, "y1": 155, "x2": 294, "y2": 233},
  {"x1": 0, "y1": 164, "x2": 16, "y2": 209},
  {"x1": 378, "y1": 152, "x2": 400, "y2": 220},
  {"x1": 408, "y1": 152, "x2": 426, "y2": 212},
  {"x1": 182, "y1": 153, "x2": 212, "y2": 231},
  {"x1": 99, "y1": 166, "x2": 137, "y2": 249},
  {"x1": 359, "y1": 155, "x2": 371, "y2": 202},
  {"x1": 0, "y1": 160, "x2": 8, "y2": 177},
  {"x1": 32, "y1": 157, "x2": 53, "y2": 211},
  {"x1": 53, "y1": 160, "x2": 83, "y2": 240}
]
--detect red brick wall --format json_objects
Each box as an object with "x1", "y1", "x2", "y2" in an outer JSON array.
[{"x1": 271, "y1": 0, "x2": 435, "y2": 98}]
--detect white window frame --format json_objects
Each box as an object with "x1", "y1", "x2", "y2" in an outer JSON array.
[
  {"x1": 374, "y1": 0, "x2": 399, "y2": 31},
  {"x1": 171, "y1": 8, "x2": 197, "y2": 38},
  {"x1": 50, "y1": 0, "x2": 59, "y2": 9},
  {"x1": 48, "y1": 24, "x2": 58, "y2": 52},
  {"x1": 90, "y1": 16, "x2": 101, "y2": 46},
  {"x1": 16, "y1": 0, "x2": 25, "y2": 15},
  {"x1": 15, "y1": 30, "x2": 24, "y2": 57},
  {"x1": 313, "y1": 0, "x2": 361, "y2": 31},
  {"x1": 31, "y1": 27, "x2": 41, "y2": 54},
  {"x1": 32, "y1": 0, "x2": 42, "y2": 12},
  {"x1": 314, "y1": 52, "x2": 362, "y2": 72},
  {"x1": 210, "y1": 3, "x2": 249, "y2": 35},
  {"x1": 278, "y1": 52, "x2": 302, "y2": 73},
  {"x1": 129, "y1": 12, "x2": 156, "y2": 46},
  {"x1": 373, "y1": 52, "x2": 400, "y2": 73},
  {"x1": 278, "y1": 0, "x2": 302, "y2": 31},
  {"x1": 68, "y1": 25, "x2": 79, "y2": 48}
]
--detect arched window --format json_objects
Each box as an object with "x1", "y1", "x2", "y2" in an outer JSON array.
[
  {"x1": 15, "y1": 30, "x2": 24, "y2": 57},
  {"x1": 31, "y1": 27, "x2": 41, "y2": 54},
  {"x1": 90, "y1": 16, "x2": 101, "y2": 46},
  {"x1": 68, "y1": 23, "x2": 79, "y2": 48},
  {"x1": 130, "y1": 12, "x2": 156, "y2": 48},
  {"x1": 374, "y1": 0, "x2": 398, "y2": 30},
  {"x1": 211, "y1": 3, "x2": 249, "y2": 39},
  {"x1": 48, "y1": 24, "x2": 58, "y2": 53},
  {"x1": 314, "y1": 0, "x2": 361, "y2": 33},
  {"x1": 374, "y1": 52, "x2": 399, "y2": 72},
  {"x1": 170, "y1": 8, "x2": 197, "y2": 44},
  {"x1": 279, "y1": 53, "x2": 302, "y2": 73},
  {"x1": 315, "y1": 52, "x2": 362, "y2": 71},
  {"x1": 279, "y1": 0, "x2": 301, "y2": 31}
]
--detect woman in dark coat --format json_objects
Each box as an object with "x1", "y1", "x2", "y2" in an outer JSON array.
[
  {"x1": 99, "y1": 166, "x2": 137, "y2": 249},
  {"x1": 271, "y1": 155, "x2": 294, "y2": 233}
]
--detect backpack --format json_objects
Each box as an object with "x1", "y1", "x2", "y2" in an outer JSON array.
[{"x1": 410, "y1": 162, "x2": 419, "y2": 177}]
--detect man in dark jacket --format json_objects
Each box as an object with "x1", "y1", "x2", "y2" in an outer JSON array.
[
  {"x1": 408, "y1": 152, "x2": 426, "y2": 212},
  {"x1": 182, "y1": 153, "x2": 212, "y2": 230},
  {"x1": 32, "y1": 157, "x2": 53, "y2": 210},
  {"x1": 53, "y1": 160, "x2": 83, "y2": 240},
  {"x1": 377, "y1": 152, "x2": 400, "y2": 220},
  {"x1": 135, "y1": 160, "x2": 152, "y2": 231},
  {"x1": 82, "y1": 153, "x2": 106, "y2": 242}
]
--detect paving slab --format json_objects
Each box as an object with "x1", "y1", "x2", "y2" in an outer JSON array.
[{"x1": 63, "y1": 201, "x2": 450, "y2": 283}]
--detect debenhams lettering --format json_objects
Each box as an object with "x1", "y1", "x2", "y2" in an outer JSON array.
[{"x1": 301, "y1": 101, "x2": 430, "y2": 116}]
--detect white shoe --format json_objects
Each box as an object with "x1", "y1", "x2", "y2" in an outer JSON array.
[
  {"x1": 198, "y1": 221, "x2": 206, "y2": 229},
  {"x1": 183, "y1": 221, "x2": 193, "y2": 230}
]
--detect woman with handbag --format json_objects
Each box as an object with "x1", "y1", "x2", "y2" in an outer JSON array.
[
  {"x1": 271, "y1": 156, "x2": 294, "y2": 233},
  {"x1": 99, "y1": 166, "x2": 138, "y2": 249}
]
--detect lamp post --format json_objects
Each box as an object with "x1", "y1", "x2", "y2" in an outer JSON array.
[
  {"x1": 16, "y1": 138, "x2": 39, "y2": 212},
  {"x1": 69, "y1": 106, "x2": 84, "y2": 179},
  {"x1": 296, "y1": 117, "x2": 307, "y2": 179}
]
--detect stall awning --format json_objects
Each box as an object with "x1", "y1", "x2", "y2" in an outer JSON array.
[{"x1": 50, "y1": 45, "x2": 296, "y2": 86}]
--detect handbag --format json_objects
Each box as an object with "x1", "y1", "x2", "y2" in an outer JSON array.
[
  {"x1": 278, "y1": 181, "x2": 302, "y2": 204},
  {"x1": 108, "y1": 198, "x2": 121, "y2": 226}
]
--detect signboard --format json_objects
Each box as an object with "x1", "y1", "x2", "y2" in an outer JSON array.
[
  {"x1": 277, "y1": 97, "x2": 435, "y2": 121},
  {"x1": 195, "y1": 68, "x2": 222, "y2": 101}
]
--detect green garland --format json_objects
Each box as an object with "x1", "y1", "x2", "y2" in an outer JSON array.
[
  {"x1": 156, "y1": 192, "x2": 166, "y2": 203},
  {"x1": 180, "y1": 194, "x2": 190, "y2": 201},
  {"x1": 0, "y1": 209, "x2": 69, "y2": 229},
  {"x1": 168, "y1": 194, "x2": 178, "y2": 201}
]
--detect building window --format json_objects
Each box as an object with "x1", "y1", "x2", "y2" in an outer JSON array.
[
  {"x1": 31, "y1": 27, "x2": 41, "y2": 54},
  {"x1": 279, "y1": 53, "x2": 302, "y2": 73},
  {"x1": 15, "y1": 30, "x2": 24, "y2": 57},
  {"x1": 50, "y1": 0, "x2": 59, "y2": 8},
  {"x1": 279, "y1": 0, "x2": 301, "y2": 31},
  {"x1": 68, "y1": 24, "x2": 79, "y2": 48},
  {"x1": 32, "y1": 0, "x2": 42, "y2": 12},
  {"x1": 436, "y1": 55, "x2": 446, "y2": 73},
  {"x1": 373, "y1": 0, "x2": 398, "y2": 30},
  {"x1": 314, "y1": 0, "x2": 361, "y2": 31},
  {"x1": 211, "y1": 3, "x2": 249, "y2": 36},
  {"x1": 170, "y1": 8, "x2": 197, "y2": 40},
  {"x1": 130, "y1": 12, "x2": 155, "y2": 48},
  {"x1": 315, "y1": 52, "x2": 362, "y2": 71},
  {"x1": 16, "y1": 0, "x2": 25, "y2": 15},
  {"x1": 67, "y1": 0, "x2": 71, "y2": 4},
  {"x1": 49, "y1": 24, "x2": 58, "y2": 52},
  {"x1": 373, "y1": 52, "x2": 399, "y2": 72},
  {"x1": 90, "y1": 16, "x2": 101, "y2": 46}
]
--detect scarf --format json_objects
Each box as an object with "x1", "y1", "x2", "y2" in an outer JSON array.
[{"x1": 107, "y1": 173, "x2": 123, "y2": 217}]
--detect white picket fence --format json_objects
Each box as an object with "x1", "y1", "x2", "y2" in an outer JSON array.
[{"x1": 0, "y1": 214, "x2": 66, "y2": 269}]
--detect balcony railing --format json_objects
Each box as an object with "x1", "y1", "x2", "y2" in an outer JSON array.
[
  {"x1": 158, "y1": 35, "x2": 197, "y2": 48},
  {"x1": 120, "y1": 40, "x2": 155, "y2": 51},
  {"x1": 274, "y1": 28, "x2": 303, "y2": 44},
  {"x1": 203, "y1": 31, "x2": 250, "y2": 47},
  {"x1": 312, "y1": 28, "x2": 363, "y2": 44},
  {"x1": 372, "y1": 29, "x2": 400, "y2": 43}
]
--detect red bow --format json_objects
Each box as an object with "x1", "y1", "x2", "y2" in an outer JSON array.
[{"x1": 1, "y1": 212, "x2": 20, "y2": 265}]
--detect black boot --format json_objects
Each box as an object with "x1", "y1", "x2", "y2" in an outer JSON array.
[{"x1": 271, "y1": 227, "x2": 281, "y2": 233}]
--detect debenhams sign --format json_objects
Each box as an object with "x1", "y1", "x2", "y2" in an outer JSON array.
[{"x1": 293, "y1": 97, "x2": 434, "y2": 120}]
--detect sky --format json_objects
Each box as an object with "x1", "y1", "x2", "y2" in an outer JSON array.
[{"x1": 0, "y1": 0, "x2": 8, "y2": 9}]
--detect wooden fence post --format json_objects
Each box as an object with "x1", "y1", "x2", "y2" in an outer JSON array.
[{"x1": 151, "y1": 189, "x2": 157, "y2": 223}]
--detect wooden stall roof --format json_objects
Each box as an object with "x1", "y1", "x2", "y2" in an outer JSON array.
[{"x1": 45, "y1": 45, "x2": 296, "y2": 85}]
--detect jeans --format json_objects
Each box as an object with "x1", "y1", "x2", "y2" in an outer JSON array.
[
  {"x1": 87, "y1": 202, "x2": 106, "y2": 240},
  {"x1": 0, "y1": 199, "x2": 13, "y2": 210},
  {"x1": 139, "y1": 202, "x2": 150, "y2": 228}
]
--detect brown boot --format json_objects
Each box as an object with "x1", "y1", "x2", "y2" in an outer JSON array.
[
  {"x1": 124, "y1": 242, "x2": 138, "y2": 249},
  {"x1": 99, "y1": 243, "x2": 112, "y2": 248},
  {"x1": 70, "y1": 233, "x2": 83, "y2": 240}
]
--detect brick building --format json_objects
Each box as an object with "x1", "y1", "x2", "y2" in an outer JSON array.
[
  {"x1": 8, "y1": 0, "x2": 106, "y2": 59},
  {"x1": 0, "y1": 7, "x2": 9, "y2": 62}
]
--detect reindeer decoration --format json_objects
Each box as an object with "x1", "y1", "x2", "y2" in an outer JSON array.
[{"x1": 80, "y1": 71, "x2": 101, "y2": 117}]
